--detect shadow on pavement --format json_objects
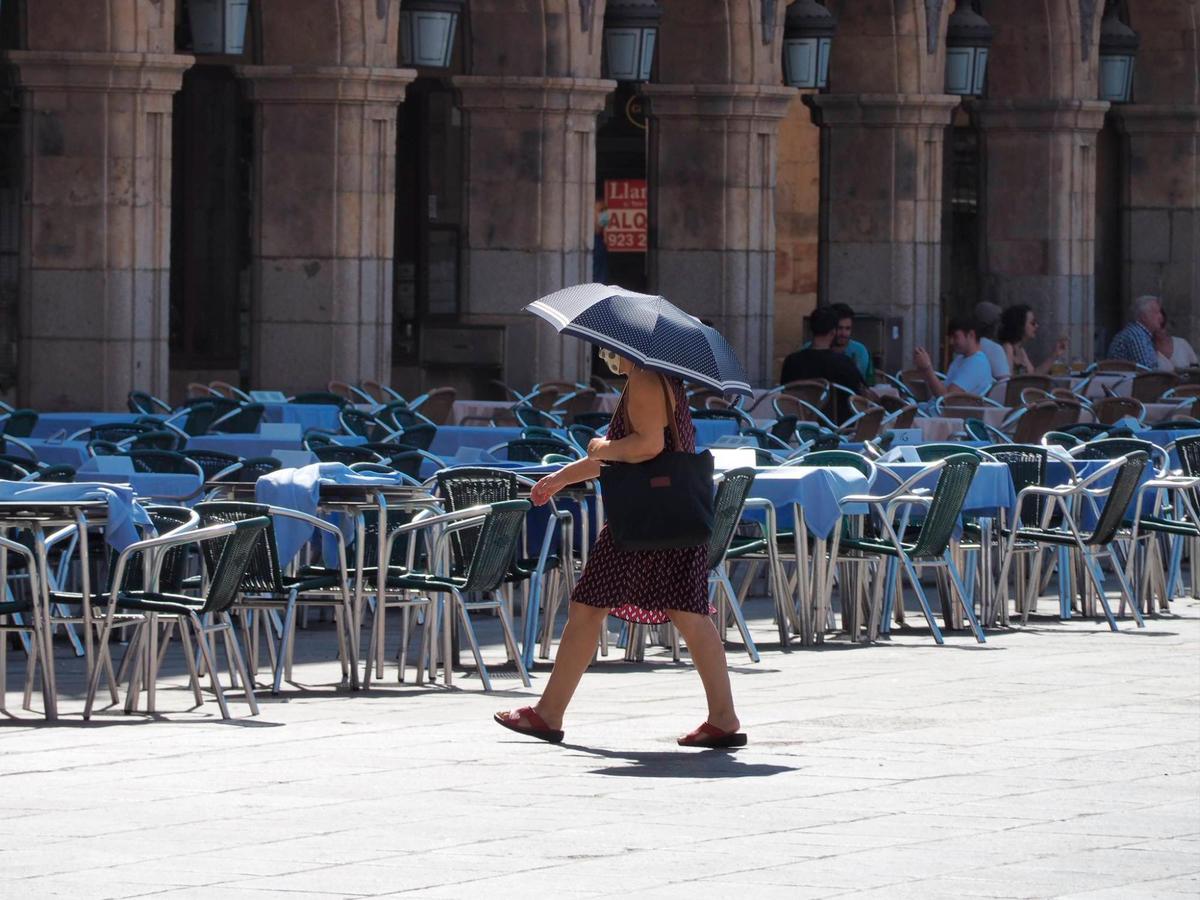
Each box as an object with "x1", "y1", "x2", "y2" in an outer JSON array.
[{"x1": 560, "y1": 743, "x2": 796, "y2": 779}]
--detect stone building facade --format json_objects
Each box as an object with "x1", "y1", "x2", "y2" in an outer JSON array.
[{"x1": 0, "y1": 0, "x2": 1194, "y2": 410}]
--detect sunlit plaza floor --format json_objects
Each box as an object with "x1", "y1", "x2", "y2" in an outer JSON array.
[{"x1": 2, "y1": 586, "x2": 1198, "y2": 899}]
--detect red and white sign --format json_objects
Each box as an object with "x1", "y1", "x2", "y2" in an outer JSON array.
[{"x1": 603, "y1": 179, "x2": 648, "y2": 253}]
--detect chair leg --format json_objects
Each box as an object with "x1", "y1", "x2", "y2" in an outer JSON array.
[
  {"x1": 452, "y1": 592, "x2": 491, "y2": 692},
  {"x1": 190, "y1": 615, "x2": 230, "y2": 719},
  {"x1": 944, "y1": 554, "x2": 986, "y2": 643},
  {"x1": 494, "y1": 593, "x2": 531, "y2": 688},
  {"x1": 715, "y1": 568, "x2": 759, "y2": 663},
  {"x1": 176, "y1": 619, "x2": 204, "y2": 708},
  {"x1": 900, "y1": 556, "x2": 944, "y2": 645},
  {"x1": 273, "y1": 592, "x2": 299, "y2": 695},
  {"x1": 1078, "y1": 552, "x2": 1119, "y2": 631},
  {"x1": 222, "y1": 613, "x2": 259, "y2": 716}
]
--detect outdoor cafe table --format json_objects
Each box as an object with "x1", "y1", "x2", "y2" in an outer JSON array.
[
  {"x1": 30, "y1": 412, "x2": 136, "y2": 439},
  {"x1": 19, "y1": 439, "x2": 90, "y2": 468},
  {"x1": 741, "y1": 465, "x2": 871, "y2": 646},
  {"x1": 0, "y1": 486, "x2": 149, "y2": 720},
  {"x1": 254, "y1": 466, "x2": 442, "y2": 689},
  {"x1": 259, "y1": 401, "x2": 344, "y2": 433}
]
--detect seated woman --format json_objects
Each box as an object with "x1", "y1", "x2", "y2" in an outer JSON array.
[
  {"x1": 998, "y1": 304, "x2": 1068, "y2": 376},
  {"x1": 1154, "y1": 317, "x2": 1198, "y2": 371}
]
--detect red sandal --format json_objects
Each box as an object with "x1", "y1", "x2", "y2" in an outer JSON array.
[
  {"x1": 494, "y1": 706, "x2": 564, "y2": 744},
  {"x1": 677, "y1": 722, "x2": 747, "y2": 748}
]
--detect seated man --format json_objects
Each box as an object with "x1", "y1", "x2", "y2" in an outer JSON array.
[
  {"x1": 913, "y1": 317, "x2": 993, "y2": 400},
  {"x1": 799, "y1": 303, "x2": 875, "y2": 384},
  {"x1": 1108, "y1": 295, "x2": 1164, "y2": 369},
  {"x1": 781, "y1": 306, "x2": 869, "y2": 423}
]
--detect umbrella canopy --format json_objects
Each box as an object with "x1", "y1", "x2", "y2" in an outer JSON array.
[{"x1": 525, "y1": 283, "x2": 752, "y2": 397}]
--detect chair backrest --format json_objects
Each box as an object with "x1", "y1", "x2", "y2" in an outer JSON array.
[
  {"x1": 1130, "y1": 371, "x2": 1180, "y2": 403},
  {"x1": 795, "y1": 423, "x2": 841, "y2": 451},
  {"x1": 898, "y1": 370, "x2": 932, "y2": 402},
  {"x1": 1064, "y1": 422, "x2": 1109, "y2": 441},
  {"x1": 1086, "y1": 452, "x2": 1149, "y2": 545},
  {"x1": 80, "y1": 421, "x2": 154, "y2": 443},
  {"x1": 129, "y1": 429, "x2": 183, "y2": 451},
  {"x1": 1011, "y1": 400, "x2": 1060, "y2": 445},
  {"x1": 566, "y1": 423, "x2": 598, "y2": 451},
  {"x1": 88, "y1": 439, "x2": 123, "y2": 457},
  {"x1": 0, "y1": 459, "x2": 31, "y2": 480},
  {"x1": 1051, "y1": 399, "x2": 1087, "y2": 429},
  {"x1": 396, "y1": 423, "x2": 437, "y2": 451},
  {"x1": 1092, "y1": 396, "x2": 1145, "y2": 426},
  {"x1": 1074, "y1": 437, "x2": 1156, "y2": 461},
  {"x1": 501, "y1": 437, "x2": 576, "y2": 463},
  {"x1": 706, "y1": 467, "x2": 757, "y2": 571},
  {"x1": 556, "y1": 388, "x2": 597, "y2": 418},
  {"x1": 211, "y1": 403, "x2": 265, "y2": 434},
  {"x1": 184, "y1": 449, "x2": 242, "y2": 481},
  {"x1": 378, "y1": 402, "x2": 422, "y2": 431},
  {"x1": 216, "y1": 456, "x2": 281, "y2": 483},
  {"x1": 339, "y1": 408, "x2": 381, "y2": 439},
  {"x1": 118, "y1": 506, "x2": 197, "y2": 593},
  {"x1": 382, "y1": 450, "x2": 425, "y2": 480},
  {"x1": 1042, "y1": 431, "x2": 1082, "y2": 449},
  {"x1": 435, "y1": 467, "x2": 519, "y2": 571},
  {"x1": 313, "y1": 444, "x2": 383, "y2": 465},
  {"x1": 1004, "y1": 374, "x2": 1054, "y2": 407},
  {"x1": 981, "y1": 443, "x2": 1048, "y2": 526},
  {"x1": 1, "y1": 409, "x2": 38, "y2": 438},
  {"x1": 790, "y1": 449, "x2": 875, "y2": 478},
  {"x1": 327, "y1": 380, "x2": 360, "y2": 403},
  {"x1": 767, "y1": 414, "x2": 799, "y2": 445},
  {"x1": 128, "y1": 390, "x2": 171, "y2": 416},
  {"x1": 1176, "y1": 434, "x2": 1200, "y2": 478},
  {"x1": 126, "y1": 449, "x2": 203, "y2": 475},
  {"x1": 459, "y1": 500, "x2": 532, "y2": 592},
  {"x1": 417, "y1": 387, "x2": 457, "y2": 424},
  {"x1": 1094, "y1": 358, "x2": 1140, "y2": 373},
  {"x1": 31, "y1": 464, "x2": 76, "y2": 483},
  {"x1": 779, "y1": 379, "x2": 829, "y2": 407},
  {"x1": 964, "y1": 418, "x2": 1005, "y2": 443},
  {"x1": 915, "y1": 443, "x2": 985, "y2": 462},
  {"x1": 302, "y1": 429, "x2": 338, "y2": 450},
  {"x1": 847, "y1": 404, "x2": 885, "y2": 441},
  {"x1": 292, "y1": 391, "x2": 349, "y2": 407},
  {"x1": 909, "y1": 454, "x2": 981, "y2": 558},
  {"x1": 513, "y1": 405, "x2": 562, "y2": 429},
  {"x1": 200, "y1": 516, "x2": 273, "y2": 615},
  {"x1": 194, "y1": 501, "x2": 287, "y2": 593},
  {"x1": 179, "y1": 398, "x2": 238, "y2": 436}
]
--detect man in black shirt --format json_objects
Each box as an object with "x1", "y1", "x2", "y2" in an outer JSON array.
[{"x1": 780, "y1": 306, "x2": 868, "y2": 424}]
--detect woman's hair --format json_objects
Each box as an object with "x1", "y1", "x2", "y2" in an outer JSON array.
[{"x1": 998, "y1": 304, "x2": 1033, "y2": 345}]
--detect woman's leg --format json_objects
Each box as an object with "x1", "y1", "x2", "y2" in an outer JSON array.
[
  {"x1": 666, "y1": 609, "x2": 740, "y2": 732},
  {"x1": 506, "y1": 601, "x2": 609, "y2": 730}
]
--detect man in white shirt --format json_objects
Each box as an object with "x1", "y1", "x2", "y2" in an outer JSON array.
[
  {"x1": 951, "y1": 301, "x2": 1009, "y2": 379},
  {"x1": 914, "y1": 317, "x2": 993, "y2": 398}
]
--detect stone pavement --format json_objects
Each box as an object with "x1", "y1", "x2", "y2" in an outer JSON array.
[{"x1": 1, "y1": 596, "x2": 1198, "y2": 899}]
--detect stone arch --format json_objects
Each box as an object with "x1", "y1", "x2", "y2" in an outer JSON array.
[
  {"x1": 464, "y1": 0, "x2": 603, "y2": 78},
  {"x1": 657, "y1": 0, "x2": 783, "y2": 86},
  {"x1": 23, "y1": 0, "x2": 174, "y2": 54},
  {"x1": 822, "y1": 0, "x2": 952, "y2": 95},
  {"x1": 255, "y1": 0, "x2": 397, "y2": 67},
  {"x1": 984, "y1": 0, "x2": 1102, "y2": 101}
]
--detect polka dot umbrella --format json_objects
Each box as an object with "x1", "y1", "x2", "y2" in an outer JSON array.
[{"x1": 525, "y1": 283, "x2": 752, "y2": 397}]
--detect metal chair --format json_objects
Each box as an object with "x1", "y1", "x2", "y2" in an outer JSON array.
[
  {"x1": 313, "y1": 444, "x2": 384, "y2": 466},
  {"x1": 409, "y1": 386, "x2": 457, "y2": 425},
  {"x1": 0, "y1": 534, "x2": 51, "y2": 715},
  {"x1": 489, "y1": 437, "x2": 579, "y2": 463},
  {"x1": 1002, "y1": 374, "x2": 1054, "y2": 407},
  {"x1": 834, "y1": 454, "x2": 986, "y2": 644},
  {"x1": 1091, "y1": 396, "x2": 1146, "y2": 427},
  {"x1": 210, "y1": 403, "x2": 266, "y2": 435},
  {"x1": 0, "y1": 409, "x2": 38, "y2": 438},
  {"x1": 127, "y1": 390, "x2": 173, "y2": 416},
  {"x1": 1130, "y1": 372, "x2": 1181, "y2": 403}
]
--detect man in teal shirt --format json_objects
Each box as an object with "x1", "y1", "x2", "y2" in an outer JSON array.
[{"x1": 799, "y1": 303, "x2": 874, "y2": 385}]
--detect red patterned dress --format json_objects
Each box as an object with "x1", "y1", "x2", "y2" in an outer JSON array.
[{"x1": 571, "y1": 377, "x2": 712, "y2": 624}]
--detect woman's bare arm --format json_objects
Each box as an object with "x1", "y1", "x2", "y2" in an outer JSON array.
[{"x1": 587, "y1": 369, "x2": 669, "y2": 464}]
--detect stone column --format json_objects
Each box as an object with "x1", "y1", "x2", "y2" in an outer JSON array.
[
  {"x1": 644, "y1": 84, "x2": 794, "y2": 386},
  {"x1": 236, "y1": 66, "x2": 413, "y2": 393},
  {"x1": 452, "y1": 76, "x2": 613, "y2": 390},
  {"x1": 6, "y1": 51, "x2": 190, "y2": 410},
  {"x1": 973, "y1": 99, "x2": 1111, "y2": 360},
  {"x1": 805, "y1": 93, "x2": 960, "y2": 364},
  {"x1": 1114, "y1": 105, "x2": 1200, "y2": 346}
]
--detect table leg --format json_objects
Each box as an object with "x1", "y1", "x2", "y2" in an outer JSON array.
[{"x1": 32, "y1": 529, "x2": 57, "y2": 720}]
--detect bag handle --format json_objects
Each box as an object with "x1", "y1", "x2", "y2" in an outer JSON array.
[{"x1": 613, "y1": 372, "x2": 682, "y2": 451}]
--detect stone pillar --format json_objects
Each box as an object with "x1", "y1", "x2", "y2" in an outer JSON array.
[
  {"x1": 644, "y1": 84, "x2": 794, "y2": 386},
  {"x1": 805, "y1": 93, "x2": 960, "y2": 365},
  {"x1": 453, "y1": 76, "x2": 613, "y2": 390},
  {"x1": 973, "y1": 99, "x2": 1110, "y2": 360},
  {"x1": 6, "y1": 51, "x2": 190, "y2": 410},
  {"x1": 236, "y1": 66, "x2": 413, "y2": 393},
  {"x1": 1114, "y1": 105, "x2": 1200, "y2": 346}
]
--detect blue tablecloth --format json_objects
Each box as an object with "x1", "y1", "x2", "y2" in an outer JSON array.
[
  {"x1": 21, "y1": 439, "x2": 90, "y2": 468},
  {"x1": 255, "y1": 463, "x2": 414, "y2": 565},
  {"x1": 30, "y1": 412, "x2": 138, "y2": 440},
  {"x1": 260, "y1": 402, "x2": 345, "y2": 433},
  {"x1": 747, "y1": 466, "x2": 871, "y2": 537},
  {"x1": 74, "y1": 469, "x2": 204, "y2": 505},
  {"x1": 430, "y1": 426, "x2": 527, "y2": 457},
  {"x1": 186, "y1": 433, "x2": 363, "y2": 459},
  {"x1": 873, "y1": 460, "x2": 1016, "y2": 516},
  {"x1": 694, "y1": 419, "x2": 738, "y2": 448},
  {"x1": 0, "y1": 481, "x2": 150, "y2": 549}
]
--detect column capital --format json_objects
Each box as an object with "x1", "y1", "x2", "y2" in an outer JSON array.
[
  {"x1": 1111, "y1": 104, "x2": 1200, "y2": 137},
  {"x1": 3, "y1": 50, "x2": 192, "y2": 95},
  {"x1": 803, "y1": 93, "x2": 960, "y2": 128},
  {"x1": 968, "y1": 98, "x2": 1110, "y2": 133},
  {"x1": 234, "y1": 65, "x2": 416, "y2": 106},
  {"x1": 451, "y1": 76, "x2": 615, "y2": 114},
  {"x1": 643, "y1": 83, "x2": 796, "y2": 121}
]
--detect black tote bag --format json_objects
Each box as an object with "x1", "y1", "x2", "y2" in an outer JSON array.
[{"x1": 600, "y1": 376, "x2": 715, "y2": 551}]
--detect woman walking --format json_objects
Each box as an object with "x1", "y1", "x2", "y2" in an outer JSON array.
[{"x1": 494, "y1": 350, "x2": 745, "y2": 748}]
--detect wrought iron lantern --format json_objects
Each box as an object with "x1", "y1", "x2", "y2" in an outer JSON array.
[
  {"x1": 187, "y1": 0, "x2": 250, "y2": 55},
  {"x1": 603, "y1": 0, "x2": 662, "y2": 83},
  {"x1": 782, "y1": 0, "x2": 836, "y2": 90},
  {"x1": 944, "y1": 2, "x2": 993, "y2": 97},
  {"x1": 1098, "y1": 5, "x2": 1139, "y2": 103},
  {"x1": 399, "y1": 0, "x2": 463, "y2": 69}
]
